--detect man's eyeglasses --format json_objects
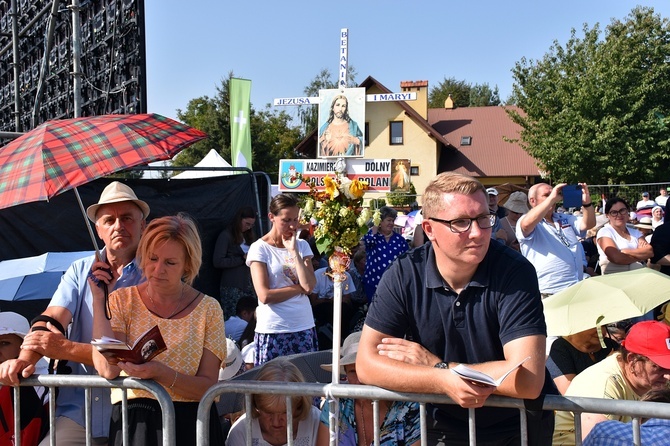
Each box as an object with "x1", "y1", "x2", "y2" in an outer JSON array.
[
  {"x1": 608, "y1": 208, "x2": 630, "y2": 217},
  {"x1": 429, "y1": 214, "x2": 497, "y2": 234}
]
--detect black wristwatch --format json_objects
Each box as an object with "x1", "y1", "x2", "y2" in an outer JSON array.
[{"x1": 434, "y1": 362, "x2": 449, "y2": 369}]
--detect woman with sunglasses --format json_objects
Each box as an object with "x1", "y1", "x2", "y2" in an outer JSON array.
[{"x1": 596, "y1": 197, "x2": 653, "y2": 274}]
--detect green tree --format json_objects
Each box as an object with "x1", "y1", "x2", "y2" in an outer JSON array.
[
  {"x1": 386, "y1": 183, "x2": 418, "y2": 207},
  {"x1": 174, "y1": 72, "x2": 302, "y2": 176},
  {"x1": 429, "y1": 77, "x2": 471, "y2": 108},
  {"x1": 429, "y1": 77, "x2": 500, "y2": 108},
  {"x1": 470, "y1": 84, "x2": 500, "y2": 107},
  {"x1": 509, "y1": 7, "x2": 670, "y2": 184}
]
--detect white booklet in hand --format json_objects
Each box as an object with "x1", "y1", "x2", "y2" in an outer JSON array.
[{"x1": 450, "y1": 356, "x2": 531, "y2": 387}]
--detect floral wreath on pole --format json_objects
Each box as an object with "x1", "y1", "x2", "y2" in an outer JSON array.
[{"x1": 298, "y1": 169, "x2": 380, "y2": 281}]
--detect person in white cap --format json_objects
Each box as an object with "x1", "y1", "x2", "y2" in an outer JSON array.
[
  {"x1": 0, "y1": 312, "x2": 49, "y2": 446},
  {"x1": 485, "y1": 187, "x2": 507, "y2": 243},
  {"x1": 316, "y1": 331, "x2": 421, "y2": 446},
  {"x1": 0, "y1": 181, "x2": 149, "y2": 446}
]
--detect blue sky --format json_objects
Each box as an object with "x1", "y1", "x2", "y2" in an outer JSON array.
[{"x1": 144, "y1": 1, "x2": 670, "y2": 122}]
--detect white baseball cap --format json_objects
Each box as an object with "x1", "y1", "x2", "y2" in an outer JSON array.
[
  {"x1": 0, "y1": 312, "x2": 30, "y2": 338},
  {"x1": 218, "y1": 338, "x2": 244, "y2": 381}
]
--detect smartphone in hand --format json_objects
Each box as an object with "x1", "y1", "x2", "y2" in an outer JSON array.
[{"x1": 562, "y1": 184, "x2": 582, "y2": 209}]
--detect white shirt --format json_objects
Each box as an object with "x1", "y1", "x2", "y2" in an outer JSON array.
[
  {"x1": 596, "y1": 224, "x2": 644, "y2": 266},
  {"x1": 246, "y1": 239, "x2": 314, "y2": 333},
  {"x1": 226, "y1": 405, "x2": 320, "y2": 446},
  {"x1": 637, "y1": 199, "x2": 655, "y2": 210}
]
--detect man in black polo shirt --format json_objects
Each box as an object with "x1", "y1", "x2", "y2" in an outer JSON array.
[
  {"x1": 356, "y1": 172, "x2": 553, "y2": 445},
  {"x1": 651, "y1": 219, "x2": 670, "y2": 275}
]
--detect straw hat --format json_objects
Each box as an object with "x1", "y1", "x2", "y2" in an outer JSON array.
[
  {"x1": 634, "y1": 216, "x2": 653, "y2": 231},
  {"x1": 321, "y1": 331, "x2": 361, "y2": 373},
  {"x1": 504, "y1": 191, "x2": 530, "y2": 214},
  {"x1": 86, "y1": 181, "x2": 150, "y2": 222},
  {"x1": 218, "y1": 338, "x2": 244, "y2": 380}
]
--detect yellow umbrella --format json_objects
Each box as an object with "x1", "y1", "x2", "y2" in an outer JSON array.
[{"x1": 543, "y1": 268, "x2": 670, "y2": 336}]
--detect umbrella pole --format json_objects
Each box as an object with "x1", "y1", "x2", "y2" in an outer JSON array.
[{"x1": 73, "y1": 187, "x2": 102, "y2": 260}]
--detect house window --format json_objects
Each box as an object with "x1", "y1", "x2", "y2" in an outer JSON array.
[
  {"x1": 390, "y1": 121, "x2": 403, "y2": 145},
  {"x1": 460, "y1": 136, "x2": 472, "y2": 146},
  {"x1": 410, "y1": 166, "x2": 419, "y2": 176},
  {"x1": 364, "y1": 122, "x2": 369, "y2": 146}
]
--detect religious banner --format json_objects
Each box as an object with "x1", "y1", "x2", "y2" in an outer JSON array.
[
  {"x1": 317, "y1": 88, "x2": 366, "y2": 158},
  {"x1": 229, "y1": 78, "x2": 252, "y2": 169},
  {"x1": 390, "y1": 159, "x2": 411, "y2": 192},
  {"x1": 278, "y1": 158, "x2": 397, "y2": 192}
]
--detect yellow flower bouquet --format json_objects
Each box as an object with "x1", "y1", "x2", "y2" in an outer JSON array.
[{"x1": 299, "y1": 174, "x2": 375, "y2": 258}]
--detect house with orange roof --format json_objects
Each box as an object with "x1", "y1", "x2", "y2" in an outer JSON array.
[{"x1": 295, "y1": 76, "x2": 542, "y2": 202}]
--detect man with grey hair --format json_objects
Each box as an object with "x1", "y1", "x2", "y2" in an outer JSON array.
[
  {"x1": 0, "y1": 181, "x2": 149, "y2": 446},
  {"x1": 516, "y1": 183, "x2": 595, "y2": 297},
  {"x1": 357, "y1": 172, "x2": 554, "y2": 445}
]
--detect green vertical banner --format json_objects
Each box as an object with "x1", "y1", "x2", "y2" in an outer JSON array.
[{"x1": 230, "y1": 78, "x2": 252, "y2": 169}]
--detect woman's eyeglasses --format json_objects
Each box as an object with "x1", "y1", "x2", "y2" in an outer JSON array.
[{"x1": 608, "y1": 209, "x2": 630, "y2": 217}]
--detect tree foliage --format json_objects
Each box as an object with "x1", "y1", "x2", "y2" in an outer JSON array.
[
  {"x1": 509, "y1": 7, "x2": 670, "y2": 184},
  {"x1": 174, "y1": 72, "x2": 303, "y2": 178},
  {"x1": 428, "y1": 77, "x2": 500, "y2": 108},
  {"x1": 386, "y1": 183, "x2": 418, "y2": 207}
]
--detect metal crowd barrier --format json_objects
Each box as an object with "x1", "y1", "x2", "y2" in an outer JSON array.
[
  {"x1": 9, "y1": 375, "x2": 670, "y2": 446},
  {"x1": 14, "y1": 374, "x2": 175, "y2": 446},
  {"x1": 198, "y1": 380, "x2": 670, "y2": 446}
]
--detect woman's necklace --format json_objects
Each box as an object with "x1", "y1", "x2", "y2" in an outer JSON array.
[
  {"x1": 614, "y1": 226, "x2": 630, "y2": 239},
  {"x1": 272, "y1": 234, "x2": 284, "y2": 248},
  {"x1": 146, "y1": 283, "x2": 185, "y2": 319}
]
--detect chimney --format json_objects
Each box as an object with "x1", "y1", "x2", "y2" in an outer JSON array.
[
  {"x1": 444, "y1": 94, "x2": 454, "y2": 109},
  {"x1": 400, "y1": 80, "x2": 428, "y2": 119}
]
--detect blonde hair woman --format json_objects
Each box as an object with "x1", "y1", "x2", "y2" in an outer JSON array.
[
  {"x1": 89, "y1": 214, "x2": 226, "y2": 446},
  {"x1": 226, "y1": 359, "x2": 320, "y2": 445}
]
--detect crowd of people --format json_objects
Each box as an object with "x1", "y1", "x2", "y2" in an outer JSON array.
[{"x1": 1, "y1": 176, "x2": 670, "y2": 446}]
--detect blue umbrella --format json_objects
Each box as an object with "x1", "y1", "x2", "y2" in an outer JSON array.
[{"x1": 0, "y1": 251, "x2": 94, "y2": 301}]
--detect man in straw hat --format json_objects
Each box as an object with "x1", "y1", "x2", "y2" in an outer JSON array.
[
  {"x1": 0, "y1": 181, "x2": 149, "y2": 446},
  {"x1": 357, "y1": 172, "x2": 555, "y2": 445}
]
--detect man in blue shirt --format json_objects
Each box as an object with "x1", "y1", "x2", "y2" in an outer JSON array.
[
  {"x1": 0, "y1": 181, "x2": 149, "y2": 446},
  {"x1": 516, "y1": 182, "x2": 595, "y2": 297},
  {"x1": 583, "y1": 388, "x2": 670, "y2": 446}
]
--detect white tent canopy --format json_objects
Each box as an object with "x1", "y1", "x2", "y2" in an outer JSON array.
[{"x1": 173, "y1": 149, "x2": 235, "y2": 179}]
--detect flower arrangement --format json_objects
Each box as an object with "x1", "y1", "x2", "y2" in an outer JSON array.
[{"x1": 299, "y1": 173, "x2": 380, "y2": 257}]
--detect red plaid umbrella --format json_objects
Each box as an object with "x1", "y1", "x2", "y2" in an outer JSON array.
[
  {"x1": 0, "y1": 113, "x2": 207, "y2": 252},
  {"x1": 0, "y1": 113, "x2": 206, "y2": 209}
]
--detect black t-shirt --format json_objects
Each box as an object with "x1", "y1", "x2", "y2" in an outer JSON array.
[
  {"x1": 546, "y1": 336, "x2": 619, "y2": 379},
  {"x1": 651, "y1": 221, "x2": 670, "y2": 276}
]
